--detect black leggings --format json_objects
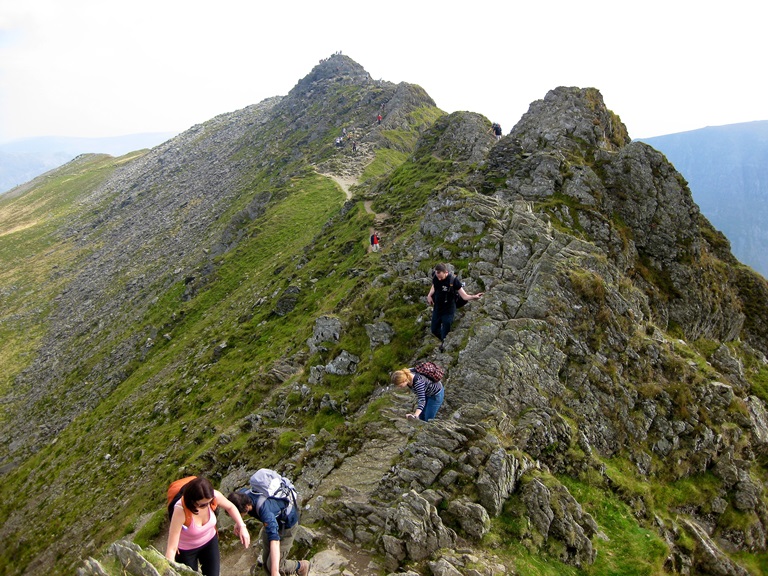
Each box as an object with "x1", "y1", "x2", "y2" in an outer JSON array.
[{"x1": 176, "y1": 534, "x2": 220, "y2": 576}]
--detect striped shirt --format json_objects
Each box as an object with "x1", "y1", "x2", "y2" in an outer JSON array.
[{"x1": 409, "y1": 370, "x2": 443, "y2": 412}]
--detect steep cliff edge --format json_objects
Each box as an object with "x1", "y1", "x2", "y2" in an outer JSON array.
[{"x1": 2, "y1": 58, "x2": 768, "y2": 576}]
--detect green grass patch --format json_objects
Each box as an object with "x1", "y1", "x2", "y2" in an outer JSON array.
[
  {"x1": 732, "y1": 550, "x2": 768, "y2": 576},
  {"x1": 486, "y1": 470, "x2": 667, "y2": 575},
  {"x1": 133, "y1": 509, "x2": 167, "y2": 547},
  {"x1": 559, "y1": 476, "x2": 668, "y2": 575},
  {"x1": 374, "y1": 154, "x2": 453, "y2": 219},
  {"x1": 360, "y1": 147, "x2": 408, "y2": 182}
]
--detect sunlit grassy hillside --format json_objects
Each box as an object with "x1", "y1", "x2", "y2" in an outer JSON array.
[
  {"x1": 0, "y1": 153, "x2": 139, "y2": 406},
  {"x1": 0, "y1": 68, "x2": 445, "y2": 573}
]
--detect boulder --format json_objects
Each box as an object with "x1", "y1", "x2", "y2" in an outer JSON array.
[{"x1": 325, "y1": 350, "x2": 360, "y2": 375}]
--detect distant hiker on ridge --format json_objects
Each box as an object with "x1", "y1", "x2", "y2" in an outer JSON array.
[
  {"x1": 370, "y1": 231, "x2": 380, "y2": 252},
  {"x1": 427, "y1": 263, "x2": 483, "y2": 352},
  {"x1": 490, "y1": 122, "x2": 502, "y2": 140}
]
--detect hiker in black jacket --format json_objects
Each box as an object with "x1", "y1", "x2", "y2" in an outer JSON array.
[{"x1": 427, "y1": 263, "x2": 483, "y2": 351}]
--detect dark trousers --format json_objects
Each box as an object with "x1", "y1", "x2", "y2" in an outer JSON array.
[
  {"x1": 176, "y1": 534, "x2": 220, "y2": 576},
  {"x1": 431, "y1": 308, "x2": 455, "y2": 341}
]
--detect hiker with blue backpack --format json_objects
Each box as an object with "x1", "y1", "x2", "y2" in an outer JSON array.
[
  {"x1": 228, "y1": 469, "x2": 310, "y2": 576},
  {"x1": 391, "y1": 361, "x2": 445, "y2": 421},
  {"x1": 427, "y1": 263, "x2": 484, "y2": 352}
]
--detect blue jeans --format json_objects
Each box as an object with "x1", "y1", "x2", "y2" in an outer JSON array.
[
  {"x1": 431, "y1": 308, "x2": 455, "y2": 341},
  {"x1": 420, "y1": 387, "x2": 444, "y2": 421}
]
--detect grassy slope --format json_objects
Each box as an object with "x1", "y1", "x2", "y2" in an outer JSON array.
[
  {"x1": 0, "y1": 154, "x2": 135, "y2": 405},
  {"x1": 0, "y1": 115, "x2": 441, "y2": 573},
  {"x1": 0, "y1": 170, "x2": 348, "y2": 571}
]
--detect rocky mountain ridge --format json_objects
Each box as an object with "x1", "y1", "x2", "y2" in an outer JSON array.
[
  {"x1": 2, "y1": 56, "x2": 768, "y2": 576},
  {"x1": 642, "y1": 121, "x2": 768, "y2": 278}
]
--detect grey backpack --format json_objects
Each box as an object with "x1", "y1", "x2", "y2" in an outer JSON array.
[{"x1": 248, "y1": 468, "x2": 298, "y2": 516}]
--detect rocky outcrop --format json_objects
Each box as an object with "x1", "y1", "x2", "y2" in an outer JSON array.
[
  {"x1": 683, "y1": 520, "x2": 751, "y2": 576},
  {"x1": 303, "y1": 86, "x2": 768, "y2": 574},
  {"x1": 77, "y1": 541, "x2": 196, "y2": 576},
  {"x1": 642, "y1": 121, "x2": 768, "y2": 278}
]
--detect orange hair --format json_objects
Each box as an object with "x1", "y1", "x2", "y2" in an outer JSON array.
[{"x1": 390, "y1": 369, "x2": 412, "y2": 387}]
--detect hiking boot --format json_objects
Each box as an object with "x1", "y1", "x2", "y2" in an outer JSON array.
[
  {"x1": 296, "y1": 560, "x2": 311, "y2": 576},
  {"x1": 439, "y1": 341, "x2": 445, "y2": 353}
]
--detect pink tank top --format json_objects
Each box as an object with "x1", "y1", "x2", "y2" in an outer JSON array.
[{"x1": 175, "y1": 500, "x2": 217, "y2": 550}]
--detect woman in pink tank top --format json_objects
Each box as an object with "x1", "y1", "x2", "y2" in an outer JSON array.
[{"x1": 165, "y1": 477, "x2": 251, "y2": 576}]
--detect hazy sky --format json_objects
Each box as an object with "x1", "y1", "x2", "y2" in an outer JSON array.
[{"x1": 1, "y1": 0, "x2": 764, "y2": 143}]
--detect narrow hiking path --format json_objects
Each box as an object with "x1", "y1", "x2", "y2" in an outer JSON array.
[
  {"x1": 316, "y1": 138, "x2": 390, "y2": 251},
  {"x1": 322, "y1": 174, "x2": 389, "y2": 252},
  {"x1": 216, "y1": 391, "x2": 417, "y2": 576},
  {"x1": 221, "y1": 134, "x2": 415, "y2": 575},
  {"x1": 322, "y1": 173, "x2": 357, "y2": 201}
]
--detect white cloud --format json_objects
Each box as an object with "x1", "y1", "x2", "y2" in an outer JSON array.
[{"x1": 0, "y1": 0, "x2": 765, "y2": 142}]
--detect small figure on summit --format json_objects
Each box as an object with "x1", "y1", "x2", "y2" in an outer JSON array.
[{"x1": 490, "y1": 122, "x2": 503, "y2": 140}]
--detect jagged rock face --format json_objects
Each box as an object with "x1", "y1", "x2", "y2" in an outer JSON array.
[
  {"x1": 483, "y1": 86, "x2": 752, "y2": 346},
  {"x1": 278, "y1": 54, "x2": 436, "y2": 153},
  {"x1": 288, "y1": 55, "x2": 375, "y2": 100},
  {"x1": 425, "y1": 112, "x2": 493, "y2": 164},
  {"x1": 398, "y1": 96, "x2": 765, "y2": 473},
  {"x1": 643, "y1": 122, "x2": 768, "y2": 279},
  {"x1": 512, "y1": 86, "x2": 630, "y2": 154},
  {"x1": 318, "y1": 88, "x2": 768, "y2": 572}
]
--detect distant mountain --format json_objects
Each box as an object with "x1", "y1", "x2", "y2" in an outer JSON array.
[
  {"x1": 0, "y1": 133, "x2": 177, "y2": 194},
  {"x1": 641, "y1": 120, "x2": 768, "y2": 277}
]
